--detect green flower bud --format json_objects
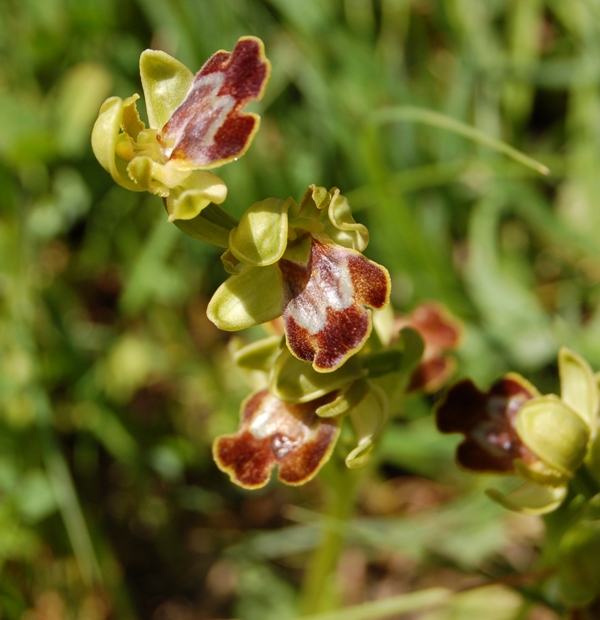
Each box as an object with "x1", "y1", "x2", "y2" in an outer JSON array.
[{"x1": 516, "y1": 395, "x2": 590, "y2": 477}]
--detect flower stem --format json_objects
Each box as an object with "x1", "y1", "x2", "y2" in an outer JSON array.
[
  {"x1": 300, "y1": 459, "x2": 362, "y2": 616},
  {"x1": 573, "y1": 465, "x2": 600, "y2": 500}
]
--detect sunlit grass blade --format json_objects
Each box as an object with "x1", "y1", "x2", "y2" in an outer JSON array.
[
  {"x1": 35, "y1": 391, "x2": 102, "y2": 586},
  {"x1": 369, "y1": 106, "x2": 550, "y2": 176}
]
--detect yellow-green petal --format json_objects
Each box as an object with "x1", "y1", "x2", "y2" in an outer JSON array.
[
  {"x1": 140, "y1": 50, "x2": 194, "y2": 130},
  {"x1": 206, "y1": 264, "x2": 282, "y2": 331},
  {"x1": 121, "y1": 94, "x2": 145, "y2": 139},
  {"x1": 325, "y1": 187, "x2": 369, "y2": 252},
  {"x1": 91, "y1": 96, "x2": 142, "y2": 192},
  {"x1": 229, "y1": 197, "x2": 292, "y2": 266},
  {"x1": 559, "y1": 347, "x2": 598, "y2": 429}
]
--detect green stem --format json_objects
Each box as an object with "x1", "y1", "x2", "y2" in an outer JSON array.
[
  {"x1": 573, "y1": 465, "x2": 600, "y2": 500},
  {"x1": 300, "y1": 460, "x2": 362, "y2": 616}
]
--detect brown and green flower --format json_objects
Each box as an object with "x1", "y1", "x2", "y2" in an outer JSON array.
[
  {"x1": 207, "y1": 185, "x2": 391, "y2": 372},
  {"x1": 436, "y1": 348, "x2": 596, "y2": 514},
  {"x1": 91, "y1": 37, "x2": 270, "y2": 225},
  {"x1": 213, "y1": 388, "x2": 342, "y2": 489}
]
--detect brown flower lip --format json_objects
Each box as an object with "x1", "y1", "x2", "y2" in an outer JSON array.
[
  {"x1": 213, "y1": 388, "x2": 341, "y2": 489},
  {"x1": 436, "y1": 374, "x2": 538, "y2": 473},
  {"x1": 160, "y1": 36, "x2": 271, "y2": 169},
  {"x1": 279, "y1": 238, "x2": 390, "y2": 373}
]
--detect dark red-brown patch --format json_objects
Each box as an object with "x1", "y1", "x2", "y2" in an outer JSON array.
[
  {"x1": 408, "y1": 357, "x2": 454, "y2": 393},
  {"x1": 279, "y1": 238, "x2": 390, "y2": 372},
  {"x1": 213, "y1": 389, "x2": 340, "y2": 489},
  {"x1": 394, "y1": 302, "x2": 462, "y2": 392},
  {"x1": 161, "y1": 37, "x2": 270, "y2": 168},
  {"x1": 284, "y1": 306, "x2": 370, "y2": 371},
  {"x1": 436, "y1": 376, "x2": 537, "y2": 473},
  {"x1": 347, "y1": 252, "x2": 389, "y2": 310}
]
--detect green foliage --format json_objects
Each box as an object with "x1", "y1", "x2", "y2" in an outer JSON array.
[{"x1": 4, "y1": 0, "x2": 600, "y2": 617}]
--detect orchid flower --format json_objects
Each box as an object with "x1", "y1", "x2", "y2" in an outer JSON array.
[
  {"x1": 92, "y1": 37, "x2": 270, "y2": 226},
  {"x1": 207, "y1": 185, "x2": 391, "y2": 372},
  {"x1": 436, "y1": 348, "x2": 596, "y2": 514}
]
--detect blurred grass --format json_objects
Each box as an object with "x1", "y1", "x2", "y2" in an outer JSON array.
[{"x1": 2, "y1": 0, "x2": 600, "y2": 617}]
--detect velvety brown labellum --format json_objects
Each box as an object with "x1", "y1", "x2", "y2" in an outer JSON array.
[
  {"x1": 436, "y1": 376, "x2": 537, "y2": 473},
  {"x1": 160, "y1": 37, "x2": 270, "y2": 168},
  {"x1": 279, "y1": 238, "x2": 390, "y2": 372},
  {"x1": 213, "y1": 389, "x2": 340, "y2": 489}
]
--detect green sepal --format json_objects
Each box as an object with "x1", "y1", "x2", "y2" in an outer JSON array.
[
  {"x1": 229, "y1": 197, "x2": 293, "y2": 266},
  {"x1": 486, "y1": 481, "x2": 567, "y2": 515},
  {"x1": 316, "y1": 377, "x2": 370, "y2": 418},
  {"x1": 270, "y1": 349, "x2": 365, "y2": 404},
  {"x1": 207, "y1": 263, "x2": 282, "y2": 330},
  {"x1": 324, "y1": 187, "x2": 369, "y2": 252},
  {"x1": 140, "y1": 49, "x2": 194, "y2": 130},
  {"x1": 345, "y1": 383, "x2": 389, "y2": 469},
  {"x1": 231, "y1": 335, "x2": 283, "y2": 373},
  {"x1": 559, "y1": 347, "x2": 598, "y2": 429},
  {"x1": 173, "y1": 203, "x2": 238, "y2": 248},
  {"x1": 122, "y1": 93, "x2": 145, "y2": 139},
  {"x1": 166, "y1": 170, "x2": 227, "y2": 222},
  {"x1": 516, "y1": 395, "x2": 590, "y2": 476},
  {"x1": 91, "y1": 96, "x2": 142, "y2": 192}
]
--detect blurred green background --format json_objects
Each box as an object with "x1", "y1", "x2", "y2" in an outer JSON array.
[{"x1": 2, "y1": 0, "x2": 600, "y2": 617}]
